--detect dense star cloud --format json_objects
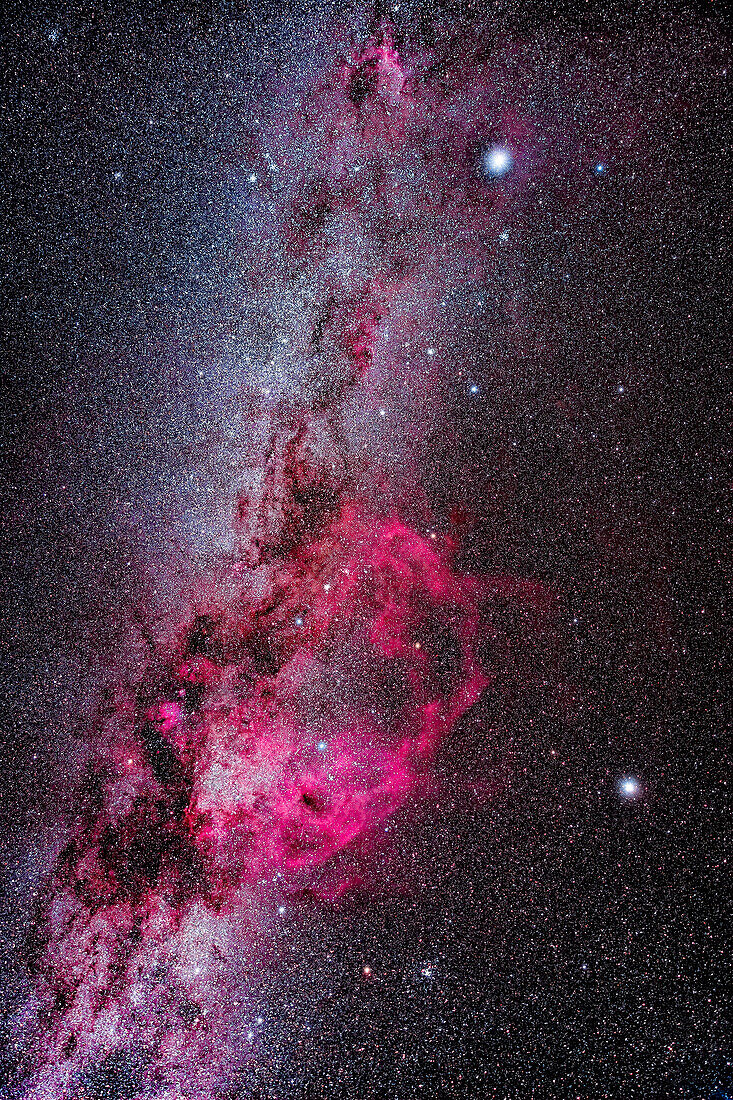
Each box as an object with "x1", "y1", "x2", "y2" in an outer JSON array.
[{"x1": 1, "y1": 1, "x2": 730, "y2": 1098}]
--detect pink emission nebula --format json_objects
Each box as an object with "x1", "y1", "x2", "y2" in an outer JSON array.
[
  {"x1": 3, "y1": 11, "x2": 727, "y2": 1100},
  {"x1": 17, "y1": 34, "x2": 560, "y2": 1094}
]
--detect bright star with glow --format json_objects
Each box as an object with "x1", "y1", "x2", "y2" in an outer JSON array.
[
  {"x1": 618, "y1": 776, "x2": 640, "y2": 798},
  {"x1": 482, "y1": 145, "x2": 513, "y2": 178}
]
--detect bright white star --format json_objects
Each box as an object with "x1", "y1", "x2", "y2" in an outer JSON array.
[{"x1": 482, "y1": 145, "x2": 513, "y2": 178}]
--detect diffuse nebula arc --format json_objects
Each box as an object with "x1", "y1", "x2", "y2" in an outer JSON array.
[
  {"x1": 27, "y1": 487, "x2": 547, "y2": 1093},
  {"x1": 19, "y1": 31, "x2": 555, "y2": 1098}
]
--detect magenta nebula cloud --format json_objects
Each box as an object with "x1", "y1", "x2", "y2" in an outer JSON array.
[
  {"x1": 2, "y1": 7, "x2": 728, "y2": 1100},
  {"x1": 23, "y1": 38, "x2": 554, "y2": 1095}
]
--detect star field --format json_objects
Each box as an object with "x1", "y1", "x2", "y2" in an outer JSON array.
[{"x1": 0, "y1": 1, "x2": 730, "y2": 1098}]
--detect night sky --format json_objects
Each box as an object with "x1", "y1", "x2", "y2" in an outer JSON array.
[{"x1": 1, "y1": 1, "x2": 730, "y2": 1097}]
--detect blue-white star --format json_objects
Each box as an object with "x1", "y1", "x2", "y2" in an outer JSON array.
[
  {"x1": 482, "y1": 145, "x2": 513, "y2": 179},
  {"x1": 618, "y1": 776, "x2": 640, "y2": 798}
]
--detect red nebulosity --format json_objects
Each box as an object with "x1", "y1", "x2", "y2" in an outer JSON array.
[
  {"x1": 182, "y1": 507, "x2": 493, "y2": 889},
  {"x1": 341, "y1": 34, "x2": 410, "y2": 109},
  {"x1": 24, "y1": 497, "x2": 539, "y2": 1096},
  {"x1": 18, "y1": 29, "x2": 563, "y2": 1099}
]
